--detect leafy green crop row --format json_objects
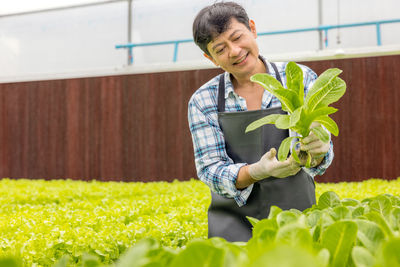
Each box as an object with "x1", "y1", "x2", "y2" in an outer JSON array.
[
  {"x1": 0, "y1": 179, "x2": 209, "y2": 266},
  {"x1": 316, "y1": 178, "x2": 400, "y2": 200},
  {"x1": 58, "y1": 190, "x2": 400, "y2": 267},
  {"x1": 0, "y1": 178, "x2": 399, "y2": 266},
  {"x1": 245, "y1": 191, "x2": 400, "y2": 267}
]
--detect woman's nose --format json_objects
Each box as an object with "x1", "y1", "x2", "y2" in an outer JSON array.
[{"x1": 229, "y1": 44, "x2": 241, "y2": 57}]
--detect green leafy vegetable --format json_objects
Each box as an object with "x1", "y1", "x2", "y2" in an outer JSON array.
[
  {"x1": 246, "y1": 62, "x2": 346, "y2": 167},
  {"x1": 318, "y1": 191, "x2": 342, "y2": 209},
  {"x1": 352, "y1": 246, "x2": 375, "y2": 267},
  {"x1": 321, "y1": 221, "x2": 358, "y2": 267},
  {"x1": 1, "y1": 178, "x2": 400, "y2": 267},
  {"x1": 355, "y1": 220, "x2": 385, "y2": 253}
]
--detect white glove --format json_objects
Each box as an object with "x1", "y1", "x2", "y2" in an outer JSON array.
[
  {"x1": 248, "y1": 148, "x2": 301, "y2": 180},
  {"x1": 300, "y1": 122, "x2": 331, "y2": 167}
]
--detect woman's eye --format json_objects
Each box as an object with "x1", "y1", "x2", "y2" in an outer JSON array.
[
  {"x1": 217, "y1": 48, "x2": 225, "y2": 54},
  {"x1": 234, "y1": 35, "x2": 241, "y2": 41}
]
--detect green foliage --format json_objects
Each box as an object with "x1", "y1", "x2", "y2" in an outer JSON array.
[
  {"x1": 321, "y1": 221, "x2": 358, "y2": 267},
  {"x1": 246, "y1": 62, "x2": 346, "y2": 167},
  {"x1": 85, "y1": 191, "x2": 399, "y2": 267},
  {"x1": 245, "y1": 192, "x2": 400, "y2": 267},
  {"x1": 63, "y1": 191, "x2": 400, "y2": 267},
  {"x1": 0, "y1": 178, "x2": 209, "y2": 266},
  {"x1": 317, "y1": 191, "x2": 342, "y2": 209},
  {"x1": 1, "y1": 178, "x2": 400, "y2": 266},
  {"x1": 116, "y1": 238, "x2": 177, "y2": 267},
  {"x1": 0, "y1": 256, "x2": 23, "y2": 267}
]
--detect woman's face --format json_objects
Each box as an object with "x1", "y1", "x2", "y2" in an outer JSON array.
[{"x1": 205, "y1": 18, "x2": 261, "y2": 80}]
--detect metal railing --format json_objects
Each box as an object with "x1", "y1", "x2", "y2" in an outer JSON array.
[{"x1": 115, "y1": 19, "x2": 400, "y2": 64}]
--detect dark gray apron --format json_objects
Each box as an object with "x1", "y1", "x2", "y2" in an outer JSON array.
[{"x1": 208, "y1": 62, "x2": 316, "y2": 242}]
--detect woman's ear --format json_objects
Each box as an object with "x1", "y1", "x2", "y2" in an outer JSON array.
[
  {"x1": 249, "y1": 19, "x2": 257, "y2": 38},
  {"x1": 204, "y1": 53, "x2": 219, "y2": 66}
]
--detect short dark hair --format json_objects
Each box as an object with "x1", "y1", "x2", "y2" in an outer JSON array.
[{"x1": 192, "y1": 2, "x2": 250, "y2": 56}]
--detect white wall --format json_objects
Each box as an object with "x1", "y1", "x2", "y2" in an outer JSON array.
[
  {"x1": 0, "y1": 0, "x2": 400, "y2": 79},
  {"x1": 0, "y1": 2, "x2": 127, "y2": 77}
]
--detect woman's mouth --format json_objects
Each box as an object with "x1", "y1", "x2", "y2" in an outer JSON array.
[{"x1": 233, "y1": 53, "x2": 249, "y2": 65}]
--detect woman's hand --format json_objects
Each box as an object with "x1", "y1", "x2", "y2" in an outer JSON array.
[
  {"x1": 300, "y1": 122, "x2": 330, "y2": 167},
  {"x1": 248, "y1": 148, "x2": 301, "y2": 180}
]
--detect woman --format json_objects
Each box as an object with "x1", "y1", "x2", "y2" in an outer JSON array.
[{"x1": 188, "y1": 2, "x2": 333, "y2": 242}]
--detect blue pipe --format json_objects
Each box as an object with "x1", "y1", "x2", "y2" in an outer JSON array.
[
  {"x1": 116, "y1": 19, "x2": 400, "y2": 63},
  {"x1": 115, "y1": 38, "x2": 193, "y2": 49},
  {"x1": 173, "y1": 42, "x2": 179, "y2": 62},
  {"x1": 376, "y1": 23, "x2": 382, "y2": 46}
]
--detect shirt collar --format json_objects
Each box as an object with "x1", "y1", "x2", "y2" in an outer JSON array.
[
  {"x1": 223, "y1": 72, "x2": 235, "y2": 99},
  {"x1": 222, "y1": 55, "x2": 271, "y2": 99}
]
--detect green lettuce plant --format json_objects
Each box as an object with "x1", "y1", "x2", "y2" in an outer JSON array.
[
  {"x1": 52, "y1": 191, "x2": 400, "y2": 267},
  {"x1": 245, "y1": 62, "x2": 346, "y2": 167},
  {"x1": 1, "y1": 178, "x2": 400, "y2": 266}
]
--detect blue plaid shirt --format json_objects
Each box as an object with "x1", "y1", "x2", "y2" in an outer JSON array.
[{"x1": 188, "y1": 59, "x2": 334, "y2": 207}]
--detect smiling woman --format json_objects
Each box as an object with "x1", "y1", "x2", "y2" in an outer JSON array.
[
  {"x1": 205, "y1": 18, "x2": 263, "y2": 87},
  {"x1": 188, "y1": 1, "x2": 334, "y2": 243}
]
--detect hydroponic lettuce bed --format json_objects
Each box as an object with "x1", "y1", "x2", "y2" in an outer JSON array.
[{"x1": 0, "y1": 178, "x2": 399, "y2": 267}]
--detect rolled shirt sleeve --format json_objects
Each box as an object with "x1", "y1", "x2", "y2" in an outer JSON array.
[
  {"x1": 304, "y1": 141, "x2": 334, "y2": 177},
  {"x1": 188, "y1": 85, "x2": 252, "y2": 207}
]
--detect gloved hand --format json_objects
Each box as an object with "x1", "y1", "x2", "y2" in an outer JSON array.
[
  {"x1": 248, "y1": 148, "x2": 301, "y2": 180},
  {"x1": 300, "y1": 122, "x2": 331, "y2": 167}
]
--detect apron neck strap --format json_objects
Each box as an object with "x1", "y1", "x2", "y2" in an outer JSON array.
[
  {"x1": 217, "y1": 61, "x2": 283, "y2": 113},
  {"x1": 217, "y1": 73, "x2": 226, "y2": 112}
]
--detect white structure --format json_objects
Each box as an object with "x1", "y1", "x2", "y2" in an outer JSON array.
[{"x1": 1, "y1": 0, "x2": 400, "y2": 82}]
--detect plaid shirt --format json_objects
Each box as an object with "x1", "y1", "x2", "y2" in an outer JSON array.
[{"x1": 188, "y1": 59, "x2": 334, "y2": 207}]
